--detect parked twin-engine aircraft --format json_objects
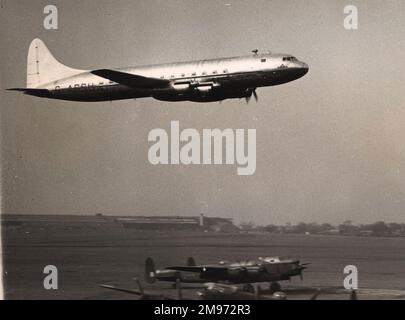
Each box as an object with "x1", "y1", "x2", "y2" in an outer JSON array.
[
  {"x1": 145, "y1": 256, "x2": 308, "y2": 291},
  {"x1": 8, "y1": 39, "x2": 308, "y2": 103}
]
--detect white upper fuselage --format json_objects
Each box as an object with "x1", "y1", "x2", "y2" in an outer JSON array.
[
  {"x1": 117, "y1": 52, "x2": 307, "y2": 83},
  {"x1": 47, "y1": 53, "x2": 307, "y2": 87}
]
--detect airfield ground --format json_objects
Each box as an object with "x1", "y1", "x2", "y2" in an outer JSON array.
[{"x1": 2, "y1": 215, "x2": 405, "y2": 300}]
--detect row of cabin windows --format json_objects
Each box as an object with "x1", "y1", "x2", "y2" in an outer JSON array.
[
  {"x1": 158, "y1": 58, "x2": 267, "y2": 79},
  {"x1": 160, "y1": 69, "x2": 229, "y2": 79}
]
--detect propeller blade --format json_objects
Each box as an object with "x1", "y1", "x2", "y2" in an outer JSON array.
[
  {"x1": 350, "y1": 289, "x2": 358, "y2": 300},
  {"x1": 252, "y1": 89, "x2": 258, "y2": 102},
  {"x1": 300, "y1": 270, "x2": 304, "y2": 281},
  {"x1": 176, "y1": 278, "x2": 182, "y2": 300},
  {"x1": 254, "y1": 284, "x2": 261, "y2": 300},
  {"x1": 134, "y1": 277, "x2": 144, "y2": 295},
  {"x1": 310, "y1": 289, "x2": 321, "y2": 300}
]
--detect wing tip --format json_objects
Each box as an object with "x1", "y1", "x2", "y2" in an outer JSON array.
[{"x1": 7, "y1": 88, "x2": 27, "y2": 91}]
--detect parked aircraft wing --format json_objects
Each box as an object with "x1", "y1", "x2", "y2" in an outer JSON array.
[
  {"x1": 91, "y1": 69, "x2": 170, "y2": 89},
  {"x1": 99, "y1": 284, "x2": 143, "y2": 296}
]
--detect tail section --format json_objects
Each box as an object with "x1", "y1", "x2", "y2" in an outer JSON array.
[
  {"x1": 187, "y1": 257, "x2": 196, "y2": 266},
  {"x1": 26, "y1": 38, "x2": 86, "y2": 88},
  {"x1": 145, "y1": 257, "x2": 156, "y2": 284}
]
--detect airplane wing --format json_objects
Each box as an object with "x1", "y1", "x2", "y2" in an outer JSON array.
[
  {"x1": 165, "y1": 266, "x2": 227, "y2": 273},
  {"x1": 99, "y1": 284, "x2": 179, "y2": 300},
  {"x1": 91, "y1": 69, "x2": 170, "y2": 89},
  {"x1": 99, "y1": 284, "x2": 143, "y2": 296}
]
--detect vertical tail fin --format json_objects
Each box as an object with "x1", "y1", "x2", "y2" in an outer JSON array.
[
  {"x1": 145, "y1": 257, "x2": 156, "y2": 284},
  {"x1": 187, "y1": 257, "x2": 196, "y2": 266},
  {"x1": 26, "y1": 38, "x2": 86, "y2": 88}
]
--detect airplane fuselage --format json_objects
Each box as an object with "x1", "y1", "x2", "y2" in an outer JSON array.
[
  {"x1": 33, "y1": 53, "x2": 309, "y2": 102},
  {"x1": 154, "y1": 258, "x2": 306, "y2": 284}
]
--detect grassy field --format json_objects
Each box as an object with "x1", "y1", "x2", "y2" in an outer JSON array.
[{"x1": 2, "y1": 219, "x2": 405, "y2": 299}]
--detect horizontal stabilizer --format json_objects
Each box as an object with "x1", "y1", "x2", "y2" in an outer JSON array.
[
  {"x1": 91, "y1": 69, "x2": 169, "y2": 89},
  {"x1": 7, "y1": 88, "x2": 50, "y2": 97}
]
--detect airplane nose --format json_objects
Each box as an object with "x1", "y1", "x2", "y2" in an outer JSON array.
[
  {"x1": 301, "y1": 62, "x2": 309, "y2": 73},
  {"x1": 296, "y1": 62, "x2": 309, "y2": 77}
]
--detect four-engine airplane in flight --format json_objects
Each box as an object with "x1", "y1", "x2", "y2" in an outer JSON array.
[{"x1": 8, "y1": 39, "x2": 308, "y2": 103}]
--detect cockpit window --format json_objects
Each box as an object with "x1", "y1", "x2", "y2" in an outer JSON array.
[{"x1": 283, "y1": 56, "x2": 297, "y2": 62}]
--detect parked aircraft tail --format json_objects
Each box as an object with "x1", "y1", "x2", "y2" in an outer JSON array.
[
  {"x1": 187, "y1": 257, "x2": 196, "y2": 266},
  {"x1": 145, "y1": 257, "x2": 156, "y2": 284},
  {"x1": 26, "y1": 38, "x2": 86, "y2": 88}
]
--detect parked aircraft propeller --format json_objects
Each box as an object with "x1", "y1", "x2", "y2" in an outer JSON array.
[{"x1": 350, "y1": 289, "x2": 357, "y2": 300}]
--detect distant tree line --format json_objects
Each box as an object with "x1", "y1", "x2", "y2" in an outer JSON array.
[{"x1": 239, "y1": 220, "x2": 405, "y2": 237}]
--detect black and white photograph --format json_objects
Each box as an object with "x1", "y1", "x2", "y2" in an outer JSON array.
[{"x1": 1, "y1": 0, "x2": 405, "y2": 307}]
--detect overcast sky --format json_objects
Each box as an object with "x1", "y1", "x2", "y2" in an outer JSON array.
[{"x1": 1, "y1": 0, "x2": 405, "y2": 225}]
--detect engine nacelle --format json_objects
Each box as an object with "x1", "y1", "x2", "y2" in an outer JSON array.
[
  {"x1": 172, "y1": 83, "x2": 191, "y2": 93},
  {"x1": 195, "y1": 86, "x2": 212, "y2": 93},
  {"x1": 245, "y1": 267, "x2": 262, "y2": 277},
  {"x1": 227, "y1": 268, "x2": 247, "y2": 281},
  {"x1": 155, "y1": 269, "x2": 182, "y2": 280},
  {"x1": 194, "y1": 82, "x2": 220, "y2": 93}
]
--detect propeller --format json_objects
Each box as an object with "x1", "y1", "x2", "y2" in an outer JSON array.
[
  {"x1": 245, "y1": 88, "x2": 258, "y2": 104},
  {"x1": 350, "y1": 289, "x2": 358, "y2": 300},
  {"x1": 297, "y1": 262, "x2": 308, "y2": 281},
  {"x1": 134, "y1": 277, "x2": 144, "y2": 295},
  {"x1": 252, "y1": 89, "x2": 258, "y2": 102},
  {"x1": 310, "y1": 288, "x2": 321, "y2": 300},
  {"x1": 254, "y1": 284, "x2": 261, "y2": 300},
  {"x1": 176, "y1": 278, "x2": 182, "y2": 300}
]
